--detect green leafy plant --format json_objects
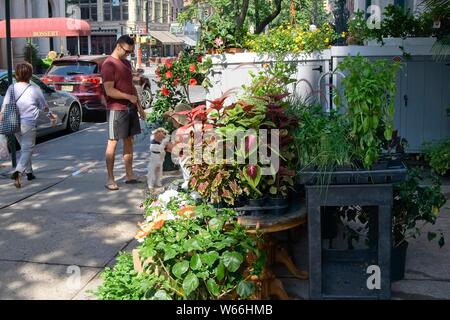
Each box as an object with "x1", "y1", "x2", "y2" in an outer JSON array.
[
  {"x1": 95, "y1": 191, "x2": 265, "y2": 300},
  {"x1": 288, "y1": 102, "x2": 354, "y2": 171},
  {"x1": 199, "y1": 13, "x2": 248, "y2": 53},
  {"x1": 148, "y1": 50, "x2": 212, "y2": 127},
  {"x1": 424, "y1": 138, "x2": 450, "y2": 175},
  {"x1": 242, "y1": 61, "x2": 297, "y2": 98},
  {"x1": 368, "y1": 4, "x2": 435, "y2": 43},
  {"x1": 336, "y1": 55, "x2": 401, "y2": 168},
  {"x1": 347, "y1": 10, "x2": 369, "y2": 45},
  {"x1": 393, "y1": 169, "x2": 448, "y2": 248},
  {"x1": 246, "y1": 23, "x2": 340, "y2": 56},
  {"x1": 95, "y1": 252, "x2": 154, "y2": 300}
]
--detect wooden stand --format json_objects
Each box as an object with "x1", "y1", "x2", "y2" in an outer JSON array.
[{"x1": 238, "y1": 202, "x2": 308, "y2": 299}]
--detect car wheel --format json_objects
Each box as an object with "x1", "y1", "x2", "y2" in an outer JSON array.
[
  {"x1": 66, "y1": 103, "x2": 82, "y2": 133},
  {"x1": 140, "y1": 86, "x2": 153, "y2": 109}
]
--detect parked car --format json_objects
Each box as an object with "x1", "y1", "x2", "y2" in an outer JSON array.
[
  {"x1": 41, "y1": 55, "x2": 153, "y2": 121},
  {"x1": 0, "y1": 71, "x2": 82, "y2": 137}
]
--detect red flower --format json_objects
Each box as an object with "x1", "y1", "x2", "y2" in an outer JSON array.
[
  {"x1": 165, "y1": 70, "x2": 173, "y2": 79},
  {"x1": 161, "y1": 87, "x2": 170, "y2": 97},
  {"x1": 197, "y1": 55, "x2": 203, "y2": 63},
  {"x1": 173, "y1": 78, "x2": 179, "y2": 86},
  {"x1": 164, "y1": 59, "x2": 173, "y2": 69},
  {"x1": 189, "y1": 78, "x2": 197, "y2": 86},
  {"x1": 189, "y1": 64, "x2": 196, "y2": 72}
]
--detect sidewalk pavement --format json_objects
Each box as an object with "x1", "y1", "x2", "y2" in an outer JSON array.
[
  {"x1": 0, "y1": 122, "x2": 449, "y2": 299},
  {"x1": 0, "y1": 122, "x2": 179, "y2": 299}
]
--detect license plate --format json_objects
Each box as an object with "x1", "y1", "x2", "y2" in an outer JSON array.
[{"x1": 61, "y1": 85, "x2": 73, "y2": 92}]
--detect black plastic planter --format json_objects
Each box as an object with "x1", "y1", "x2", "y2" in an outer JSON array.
[
  {"x1": 163, "y1": 152, "x2": 179, "y2": 171},
  {"x1": 391, "y1": 241, "x2": 408, "y2": 282},
  {"x1": 267, "y1": 197, "x2": 288, "y2": 215},
  {"x1": 299, "y1": 159, "x2": 407, "y2": 186},
  {"x1": 248, "y1": 198, "x2": 266, "y2": 215}
]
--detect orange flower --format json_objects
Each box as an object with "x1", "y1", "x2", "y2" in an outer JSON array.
[
  {"x1": 177, "y1": 206, "x2": 196, "y2": 218},
  {"x1": 135, "y1": 229, "x2": 148, "y2": 240},
  {"x1": 152, "y1": 219, "x2": 165, "y2": 230}
]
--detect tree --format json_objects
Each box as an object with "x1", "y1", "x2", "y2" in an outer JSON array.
[{"x1": 179, "y1": 0, "x2": 288, "y2": 34}]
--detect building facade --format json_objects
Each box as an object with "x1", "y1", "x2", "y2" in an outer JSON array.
[
  {"x1": 0, "y1": 0, "x2": 66, "y2": 69},
  {"x1": 67, "y1": 0, "x2": 181, "y2": 56}
]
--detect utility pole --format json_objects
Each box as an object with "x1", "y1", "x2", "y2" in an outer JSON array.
[
  {"x1": 146, "y1": 0, "x2": 151, "y2": 62},
  {"x1": 5, "y1": 0, "x2": 17, "y2": 168}
]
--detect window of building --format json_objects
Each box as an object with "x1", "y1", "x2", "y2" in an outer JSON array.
[
  {"x1": 69, "y1": 0, "x2": 97, "y2": 21},
  {"x1": 104, "y1": 0, "x2": 129, "y2": 21},
  {"x1": 163, "y1": 3, "x2": 168, "y2": 23},
  {"x1": 155, "y1": 2, "x2": 161, "y2": 23}
]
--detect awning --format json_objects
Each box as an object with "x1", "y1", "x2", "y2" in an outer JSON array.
[
  {"x1": 149, "y1": 31, "x2": 184, "y2": 45},
  {"x1": 0, "y1": 18, "x2": 91, "y2": 38},
  {"x1": 181, "y1": 36, "x2": 197, "y2": 47}
]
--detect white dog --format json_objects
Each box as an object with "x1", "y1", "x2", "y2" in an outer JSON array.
[{"x1": 147, "y1": 128, "x2": 171, "y2": 189}]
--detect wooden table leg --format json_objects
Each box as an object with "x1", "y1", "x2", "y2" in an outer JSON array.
[{"x1": 275, "y1": 246, "x2": 309, "y2": 280}]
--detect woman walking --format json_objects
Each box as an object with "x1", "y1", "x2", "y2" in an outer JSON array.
[{"x1": 1, "y1": 62, "x2": 54, "y2": 188}]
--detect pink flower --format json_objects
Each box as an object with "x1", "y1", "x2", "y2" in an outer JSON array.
[{"x1": 214, "y1": 37, "x2": 224, "y2": 47}]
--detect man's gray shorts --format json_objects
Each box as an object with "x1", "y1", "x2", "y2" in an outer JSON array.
[{"x1": 107, "y1": 107, "x2": 141, "y2": 140}]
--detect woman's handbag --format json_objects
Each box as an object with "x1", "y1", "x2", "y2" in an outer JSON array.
[
  {"x1": 0, "y1": 84, "x2": 29, "y2": 135},
  {"x1": 0, "y1": 134, "x2": 9, "y2": 160}
]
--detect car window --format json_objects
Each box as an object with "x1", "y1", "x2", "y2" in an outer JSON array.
[
  {"x1": 47, "y1": 61, "x2": 98, "y2": 76},
  {"x1": 0, "y1": 78, "x2": 9, "y2": 96},
  {"x1": 31, "y1": 76, "x2": 49, "y2": 91}
]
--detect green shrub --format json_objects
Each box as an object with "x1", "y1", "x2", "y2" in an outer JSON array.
[{"x1": 424, "y1": 138, "x2": 450, "y2": 176}]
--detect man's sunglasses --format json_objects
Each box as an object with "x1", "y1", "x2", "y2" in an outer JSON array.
[{"x1": 120, "y1": 44, "x2": 133, "y2": 54}]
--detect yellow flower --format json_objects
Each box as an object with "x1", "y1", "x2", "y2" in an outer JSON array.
[{"x1": 325, "y1": 38, "x2": 330, "y2": 43}]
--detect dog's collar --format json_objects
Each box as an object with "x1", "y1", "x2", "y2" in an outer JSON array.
[{"x1": 151, "y1": 139, "x2": 161, "y2": 145}]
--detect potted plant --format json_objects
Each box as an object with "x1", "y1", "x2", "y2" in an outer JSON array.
[
  {"x1": 366, "y1": 4, "x2": 436, "y2": 47},
  {"x1": 347, "y1": 10, "x2": 369, "y2": 46},
  {"x1": 392, "y1": 169, "x2": 447, "y2": 281},
  {"x1": 199, "y1": 14, "x2": 247, "y2": 54},
  {"x1": 95, "y1": 190, "x2": 266, "y2": 300},
  {"x1": 335, "y1": 54, "x2": 402, "y2": 169},
  {"x1": 423, "y1": 138, "x2": 450, "y2": 176}
]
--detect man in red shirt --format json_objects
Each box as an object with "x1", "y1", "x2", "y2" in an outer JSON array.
[{"x1": 101, "y1": 35, "x2": 146, "y2": 190}]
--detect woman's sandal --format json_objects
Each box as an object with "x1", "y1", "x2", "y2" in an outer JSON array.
[{"x1": 14, "y1": 178, "x2": 21, "y2": 189}]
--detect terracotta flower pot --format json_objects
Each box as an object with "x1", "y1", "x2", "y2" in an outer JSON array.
[{"x1": 225, "y1": 47, "x2": 245, "y2": 54}]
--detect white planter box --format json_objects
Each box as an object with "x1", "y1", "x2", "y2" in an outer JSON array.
[
  {"x1": 367, "y1": 38, "x2": 402, "y2": 46},
  {"x1": 367, "y1": 37, "x2": 437, "y2": 47},
  {"x1": 403, "y1": 37, "x2": 437, "y2": 46}
]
